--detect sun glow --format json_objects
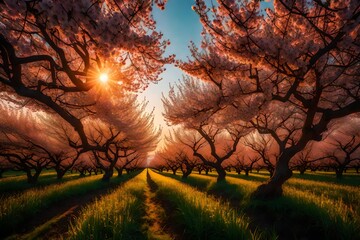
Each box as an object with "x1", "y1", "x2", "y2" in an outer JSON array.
[{"x1": 99, "y1": 73, "x2": 109, "y2": 83}]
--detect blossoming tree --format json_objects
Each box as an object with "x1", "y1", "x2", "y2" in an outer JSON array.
[
  {"x1": 0, "y1": 0, "x2": 173, "y2": 150},
  {"x1": 88, "y1": 95, "x2": 160, "y2": 181},
  {"x1": 179, "y1": 0, "x2": 360, "y2": 198}
]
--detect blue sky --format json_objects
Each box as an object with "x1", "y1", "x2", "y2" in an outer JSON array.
[{"x1": 139, "y1": 0, "x2": 203, "y2": 132}]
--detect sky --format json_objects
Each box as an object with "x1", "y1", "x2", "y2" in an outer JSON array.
[{"x1": 139, "y1": 0, "x2": 203, "y2": 136}]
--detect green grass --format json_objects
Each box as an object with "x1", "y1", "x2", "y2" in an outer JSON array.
[
  {"x1": 292, "y1": 171, "x2": 360, "y2": 186},
  {"x1": 1, "y1": 170, "x2": 36, "y2": 178},
  {"x1": 150, "y1": 170, "x2": 261, "y2": 240},
  {"x1": 68, "y1": 170, "x2": 147, "y2": 240},
  {"x1": 7, "y1": 205, "x2": 78, "y2": 240},
  {"x1": 285, "y1": 178, "x2": 360, "y2": 207},
  {"x1": 165, "y1": 171, "x2": 360, "y2": 239},
  {"x1": 2, "y1": 168, "x2": 358, "y2": 239},
  {"x1": 0, "y1": 171, "x2": 82, "y2": 196},
  {"x1": 0, "y1": 171, "x2": 139, "y2": 238},
  {"x1": 156, "y1": 171, "x2": 213, "y2": 190},
  {"x1": 226, "y1": 170, "x2": 360, "y2": 186}
]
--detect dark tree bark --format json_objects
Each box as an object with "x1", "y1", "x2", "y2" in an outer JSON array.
[
  {"x1": 102, "y1": 168, "x2": 114, "y2": 181},
  {"x1": 26, "y1": 169, "x2": 42, "y2": 184},
  {"x1": 181, "y1": 166, "x2": 194, "y2": 179},
  {"x1": 216, "y1": 166, "x2": 226, "y2": 181},
  {"x1": 79, "y1": 169, "x2": 86, "y2": 177},
  {"x1": 251, "y1": 154, "x2": 293, "y2": 199},
  {"x1": 116, "y1": 167, "x2": 123, "y2": 177},
  {"x1": 335, "y1": 166, "x2": 345, "y2": 179},
  {"x1": 56, "y1": 169, "x2": 66, "y2": 180}
]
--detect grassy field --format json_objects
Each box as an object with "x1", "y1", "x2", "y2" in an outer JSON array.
[
  {"x1": 0, "y1": 171, "x2": 81, "y2": 196},
  {"x1": 0, "y1": 169, "x2": 359, "y2": 239},
  {"x1": 157, "y1": 170, "x2": 360, "y2": 240},
  {"x1": 0, "y1": 171, "x2": 140, "y2": 239},
  {"x1": 149, "y1": 171, "x2": 260, "y2": 240},
  {"x1": 68, "y1": 171, "x2": 147, "y2": 240}
]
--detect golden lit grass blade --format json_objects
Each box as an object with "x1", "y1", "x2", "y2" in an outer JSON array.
[
  {"x1": 149, "y1": 170, "x2": 260, "y2": 240},
  {"x1": 0, "y1": 172, "x2": 138, "y2": 238},
  {"x1": 68, "y1": 171, "x2": 147, "y2": 240}
]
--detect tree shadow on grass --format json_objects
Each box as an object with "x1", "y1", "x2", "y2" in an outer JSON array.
[
  {"x1": 245, "y1": 196, "x2": 360, "y2": 240},
  {"x1": 193, "y1": 178, "x2": 359, "y2": 240},
  {"x1": 1, "y1": 171, "x2": 142, "y2": 239},
  {"x1": 226, "y1": 172, "x2": 268, "y2": 183},
  {"x1": 154, "y1": 171, "x2": 360, "y2": 239},
  {"x1": 292, "y1": 172, "x2": 360, "y2": 186},
  {"x1": 0, "y1": 173, "x2": 82, "y2": 197},
  {"x1": 156, "y1": 171, "x2": 212, "y2": 191}
]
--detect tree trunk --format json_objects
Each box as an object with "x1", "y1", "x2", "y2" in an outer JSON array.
[
  {"x1": 56, "y1": 170, "x2": 66, "y2": 180},
  {"x1": 251, "y1": 156, "x2": 292, "y2": 199},
  {"x1": 182, "y1": 167, "x2": 193, "y2": 179},
  {"x1": 172, "y1": 169, "x2": 177, "y2": 175},
  {"x1": 299, "y1": 167, "x2": 306, "y2": 175},
  {"x1": 117, "y1": 168, "x2": 123, "y2": 177},
  {"x1": 268, "y1": 168, "x2": 274, "y2": 177},
  {"x1": 335, "y1": 167, "x2": 344, "y2": 179},
  {"x1": 26, "y1": 171, "x2": 36, "y2": 184},
  {"x1": 215, "y1": 166, "x2": 226, "y2": 182},
  {"x1": 79, "y1": 170, "x2": 85, "y2": 177},
  {"x1": 27, "y1": 170, "x2": 41, "y2": 184},
  {"x1": 102, "y1": 168, "x2": 113, "y2": 181},
  {"x1": 0, "y1": 169, "x2": 4, "y2": 178},
  {"x1": 245, "y1": 169, "x2": 250, "y2": 176}
]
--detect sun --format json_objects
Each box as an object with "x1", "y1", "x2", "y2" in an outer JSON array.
[{"x1": 99, "y1": 73, "x2": 109, "y2": 83}]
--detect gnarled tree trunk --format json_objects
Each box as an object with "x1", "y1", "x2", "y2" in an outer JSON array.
[
  {"x1": 182, "y1": 167, "x2": 193, "y2": 179},
  {"x1": 116, "y1": 167, "x2": 123, "y2": 177},
  {"x1": 215, "y1": 166, "x2": 226, "y2": 182},
  {"x1": 56, "y1": 169, "x2": 66, "y2": 179},
  {"x1": 251, "y1": 155, "x2": 292, "y2": 199},
  {"x1": 299, "y1": 167, "x2": 306, "y2": 175},
  {"x1": 26, "y1": 169, "x2": 41, "y2": 184},
  {"x1": 335, "y1": 166, "x2": 345, "y2": 179},
  {"x1": 102, "y1": 168, "x2": 114, "y2": 181}
]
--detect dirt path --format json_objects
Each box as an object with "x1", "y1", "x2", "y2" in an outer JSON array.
[{"x1": 144, "y1": 171, "x2": 180, "y2": 240}]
